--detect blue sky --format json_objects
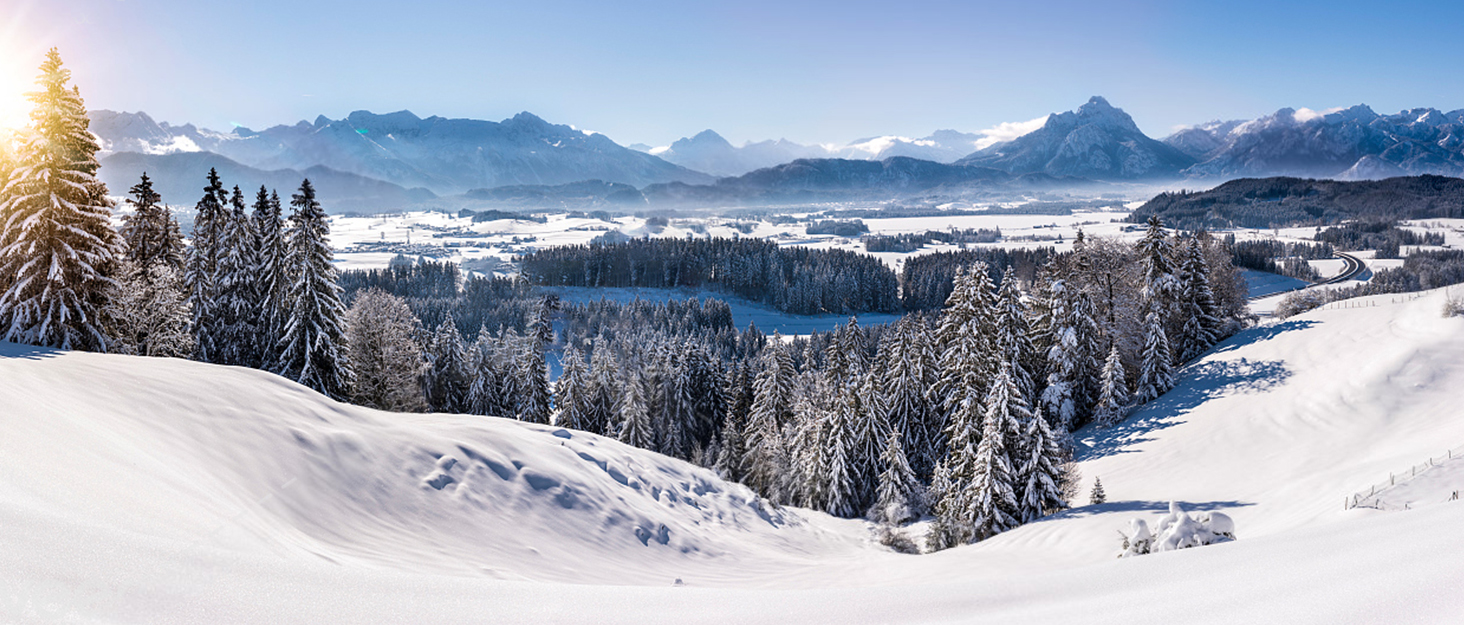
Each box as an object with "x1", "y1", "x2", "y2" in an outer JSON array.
[{"x1": 5, "y1": 0, "x2": 1464, "y2": 147}]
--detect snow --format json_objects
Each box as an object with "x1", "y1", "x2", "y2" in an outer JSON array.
[{"x1": 6, "y1": 287, "x2": 1464, "y2": 622}]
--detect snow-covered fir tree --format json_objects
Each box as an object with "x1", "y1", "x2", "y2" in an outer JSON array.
[
  {"x1": 424, "y1": 315, "x2": 470, "y2": 412},
  {"x1": 1015, "y1": 405, "x2": 1067, "y2": 522},
  {"x1": 879, "y1": 315, "x2": 940, "y2": 479},
  {"x1": 994, "y1": 267, "x2": 1038, "y2": 404},
  {"x1": 0, "y1": 49, "x2": 121, "y2": 351},
  {"x1": 1041, "y1": 278, "x2": 1102, "y2": 431},
  {"x1": 934, "y1": 265, "x2": 999, "y2": 421},
  {"x1": 251, "y1": 187, "x2": 288, "y2": 365},
  {"x1": 967, "y1": 367, "x2": 1025, "y2": 541},
  {"x1": 822, "y1": 391, "x2": 858, "y2": 517},
  {"x1": 873, "y1": 429, "x2": 924, "y2": 524},
  {"x1": 185, "y1": 168, "x2": 228, "y2": 363},
  {"x1": 1175, "y1": 236, "x2": 1221, "y2": 362},
  {"x1": 215, "y1": 186, "x2": 259, "y2": 367},
  {"x1": 554, "y1": 343, "x2": 593, "y2": 430},
  {"x1": 585, "y1": 338, "x2": 620, "y2": 436},
  {"x1": 275, "y1": 179, "x2": 353, "y2": 400},
  {"x1": 924, "y1": 460, "x2": 961, "y2": 551},
  {"x1": 344, "y1": 288, "x2": 427, "y2": 412},
  {"x1": 618, "y1": 368, "x2": 655, "y2": 450},
  {"x1": 743, "y1": 333, "x2": 796, "y2": 499},
  {"x1": 847, "y1": 371, "x2": 892, "y2": 513},
  {"x1": 1135, "y1": 309, "x2": 1175, "y2": 404},
  {"x1": 119, "y1": 173, "x2": 183, "y2": 271},
  {"x1": 515, "y1": 332, "x2": 552, "y2": 424},
  {"x1": 1094, "y1": 344, "x2": 1130, "y2": 426}
]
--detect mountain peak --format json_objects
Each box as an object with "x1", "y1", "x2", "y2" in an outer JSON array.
[{"x1": 1083, "y1": 95, "x2": 1114, "y2": 110}]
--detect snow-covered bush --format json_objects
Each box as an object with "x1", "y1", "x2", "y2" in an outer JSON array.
[
  {"x1": 1445, "y1": 294, "x2": 1464, "y2": 318},
  {"x1": 1118, "y1": 501, "x2": 1235, "y2": 558}
]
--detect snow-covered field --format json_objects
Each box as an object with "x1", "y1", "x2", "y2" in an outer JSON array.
[{"x1": 5, "y1": 287, "x2": 1464, "y2": 623}]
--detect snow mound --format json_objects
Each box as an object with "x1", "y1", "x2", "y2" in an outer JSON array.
[{"x1": 0, "y1": 342, "x2": 860, "y2": 585}]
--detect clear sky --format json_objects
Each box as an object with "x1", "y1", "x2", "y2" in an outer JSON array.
[{"x1": 4, "y1": 0, "x2": 1464, "y2": 147}]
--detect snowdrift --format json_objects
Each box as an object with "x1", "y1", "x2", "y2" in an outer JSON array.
[{"x1": 4, "y1": 288, "x2": 1464, "y2": 623}]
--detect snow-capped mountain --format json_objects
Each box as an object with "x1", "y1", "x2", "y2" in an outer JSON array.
[
  {"x1": 643, "y1": 129, "x2": 987, "y2": 177},
  {"x1": 1169, "y1": 105, "x2": 1464, "y2": 179},
  {"x1": 89, "y1": 110, "x2": 713, "y2": 195},
  {"x1": 957, "y1": 96, "x2": 1196, "y2": 180}
]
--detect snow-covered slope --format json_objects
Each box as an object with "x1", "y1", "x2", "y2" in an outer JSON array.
[
  {"x1": 4, "y1": 289, "x2": 1464, "y2": 622},
  {"x1": 647, "y1": 129, "x2": 988, "y2": 178}
]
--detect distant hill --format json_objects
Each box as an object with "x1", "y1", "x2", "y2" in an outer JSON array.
[
  {"x1": 99, "y1": 151, "x2": 436, "y2": 214},
  {"x1": 958, "y1": 96, "x2": 1195, "y2": 180},
  {"x1": 1131, "y1": 175, "x2": 1464, "y2": 229}
]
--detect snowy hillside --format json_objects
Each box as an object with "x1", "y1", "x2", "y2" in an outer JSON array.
[{"x1": 5, "y1": 288, "x2": 1464, "y2": 622}]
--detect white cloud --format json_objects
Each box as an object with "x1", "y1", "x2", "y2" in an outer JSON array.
[
  {"x1": 973, "y1": 115, "x2": 1049, "y2": 150},
  {"x1": 1292, "y1": 107, "x2": 1343, "y2": 123}
]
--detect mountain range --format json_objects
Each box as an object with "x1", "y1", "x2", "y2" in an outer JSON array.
[
  {"x1": 85, "y1": 96, "x2": 1464, "y2": 212},
  {"x1": 638, "y1": 129, "x2": 986, "y2": 177}
]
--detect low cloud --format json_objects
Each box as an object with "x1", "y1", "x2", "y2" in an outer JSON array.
[{"x1": 974, "y1": 115, "x2": 1049, "y2": 150}]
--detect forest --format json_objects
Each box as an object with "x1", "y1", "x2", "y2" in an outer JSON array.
[{"x1": 1132, "y1": 175, "x2": 1464, "y2": 229}]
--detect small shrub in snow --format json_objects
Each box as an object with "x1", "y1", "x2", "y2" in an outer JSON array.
[
  {"x1": 876, "y1": 524, "x2": 920, "y2": 554},
  {"x1": 1089, "y1": 477, "x2": 1106, "y2": 505},
  {"x1": 1119, "y1": 501, "x2": 1236, "y2": 558},
  {"x1": 1445, "y1": 295, "x2": 1464, "y2": 318}
]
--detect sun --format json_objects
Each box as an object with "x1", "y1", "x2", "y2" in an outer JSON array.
[{"x1": 0, "y1": 61, "x2": 32, "y2": 131}]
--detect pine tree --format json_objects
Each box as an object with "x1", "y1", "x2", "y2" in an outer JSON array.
[
  {"x1": 1095, "y1": 345, "x2": 1130, "y2": 426},
  {"x1": 1041, "y1": 279, "x2": 1102, "y2": 431},
  {"x1": 823, "y1": 397, "x2": 858, "y2": 517},
  {"x1": 423, "y1": 315, "x2": 470, "y2": 412},
  {"x1": 586, "y1": 338, "x2": 620, "y2": 435},
  {"x1": 925, "y1": 460, "x2": 964, "y2": 551},
  {"x1": 967, "y1": 369, "x2": 1023, "y2": 540},
  {"x1": 344, "y1": 288, "x2": 427, "y2": 412},
  {"x1": 1089, "y1": 477, "x2": 1107, "y2": 505},
  {"x1": 994, "y1": 267, "x2": 1038, "y2": 403},
  {"x1": 275, "y1": 179, "x2": 353, "y2": 400},
  {"x1": 119, "y1": 173, "x2": 182, "y2": 271},
  {"x1": 880, "y1": 315, "x2": 940, "y2": 479},
  {"x1": 1015, "y1": 405, "x2": 1067, "y2": 522},
  {"x1": 252, "y1": 187, "x2": 288, "y2": 365},
  {"x1": 0, "y1": 49, "x2": 122, "y2": 351},
  {"x1": 873, "y1": 429, "x2": 924, "y2": 524},
  {"x1": 185, "y1": 168, "x2": 228, "y2": 362},
  {"x1": 934, "y1": 265, "x2": 999, "y2": 422},
  {"x1": 744, "y1": 334, "x2": 796, "y2": 498},
  {"x1": 846, "y1": 371, "x2": 891, "y2": 513},
  {"x1": 555, "y1": 343, "x2": 593, "y2": 430},
  {"x1": 1135, "y1": 309, "x2": 1174, "y2": 404},
  {"x1": 1175, "y1": 236, "x2": 1221, "y2": 362},
  {"x1": 215, "y1": 186, "x2": 259, "y2": 366},
  {"x1": 618, "y1": 369, "x2": 655, "y2": 450},
  {"x1": 515, "y1": 333, "x2": 551, "y2": 424}
]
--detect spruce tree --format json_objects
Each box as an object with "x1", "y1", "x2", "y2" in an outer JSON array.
[
  {"x1": 0, "y1": 49, "x2": 122, "y2": 351},
  {"x1": 873, "y1": 429, "x2": 924, "y2": 524},
  {"x1": 967, "y1": 368, "x2": 1023, "y2": 540},
  {"x1": 215, "y1": 186, "x2": 259, "y2": 366},
  {"x1": 925, "y1": 460, "x2": 964, "y2": 551},
  {"x1": 1089, "y1": 477, "x2": 1107, "y2": 505},
  {"x1": 555, "y1": 343, "x2": 593, "y2": 430},
  {"x1": 823, "y1": 398, "x2": 858, "y2": 518},
  {"x1": 1135, "y1": 309, "x2": 1174, "y2": 404},
  {"x1": 1016, "y1": 405, "x2": 1067, "y2": 522},
  {"x1": 744, "y1": 334, "x2": 796, "y2": 498},
  {"x1": 515, "y1": 334, "x2": 552, "y2": 424},
  {"x1": 185, "y1": 168, "x2": 228, "y2": 362},
  {"x1": 424, "y1": 314, "x2": 470, "y2": 412},
  {"x1": 119, "y1": 173, "x2": 181, "y2": 270},
  {"x1": 1095, "y1": 345, "x2": 1130, "y2": 426},
  {"x1": 586, "y1": 338, "x2": 620, "y2": 435},
  {"x1": 1176, "y1": 236, "x2": 1221, "y2": 362},
  {"x1": 344, "y1": 288, "x2": 427, "y2": 412},
  {"x1": 275, "y1": 179, "x2": 353, "y2": 400},
  {"x1": 994, "y1": 267, "x2": 1038, "y2": 403},
  {"x1": 618, "y1": 369, "x2": 655, "y2": 450},
  {"x1": 252, "y1": 187, "x2": 288, "y2": 365}
]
